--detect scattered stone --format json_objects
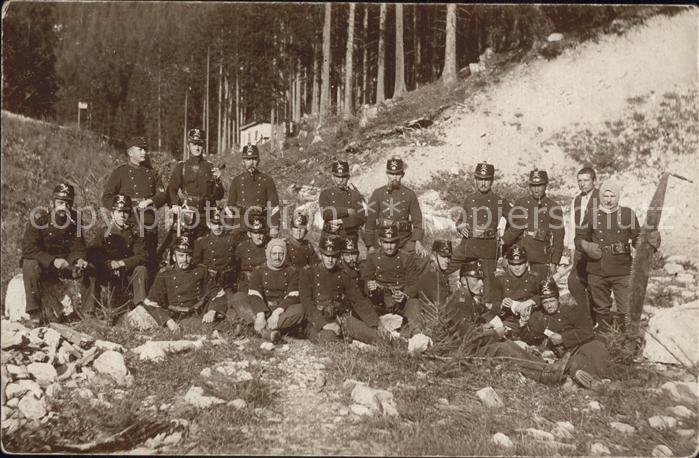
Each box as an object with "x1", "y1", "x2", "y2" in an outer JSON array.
[
  {"x1": 1, "y1": 332, "x2": 24, "y2": 350},
  {"x1": 661, "y1": 381, "x2": 698, "y2": 405},
  {"x1": 343, "y1": 379, "x2": 366, "y2": 394},
  {"x1": 6, "y1": 398, "x2": 19, "y2": 408},
  {"x1": 338, "y1": 407, "x2": 349, "y2": 416},
  {"x1": 676, "y1": 429, "x2": 694, "y2": 438},
  {"x1": 6, "y1": 364, "x2": 29, "y2": 380},
  {"x1": 93, "y1": 351, "x2": 132, "y2": 386},
  {"x1": 590, "y1": 442, "x2": 611, "y2": 456},
  {"x1": 547, "y1": 32, "x2": 564, "y2": 42},
  {"x1": 131, "y1": 339, "x2": 204, "y2": 362},
  {"x1": 125, "y1": 305, "x2": 159, "y2": 330},
  {"x1": 184, "y1": 386, "x2": 225, "y2": 409},
  {"x1": 644, "y1": 303, "x2": 699, "y2": 367},
  {"x1": 200, "y1": 367, "x2": 212, "y2": 378},
  {"x1": 476, "y1": 387, "x2": 504, "y2": 408},
  {"x1": 667, "y1": 405, "x2": 695, "y2": 419},
  {"x1": 280, "y1": 344, "x2": 289, "y2": 352},
  {"x1": 350, "y1": 404, "x2": 372, "y2": 416},
  {"x1": 552, "y1": 421, "x2": 574, "y2": 439},
  {"x1": 228, "y1": 399, "x2": 247, "y2": 410},
  {"x1": 379, "y1": 314, "x2": 403, "y2": 331},
  {"x1": 676, "y1": 273, "x2": 695, "y2": 285},
  {"x1": 408, "y1": 333, "x2": 433, "y2": 355},
  {"x1": 437, "y1": 398, "x2": 449, "y2": 405},
  {"x1": 95, "y1": 339, "x2": 126, "y2": 353},
  {"x1": 18, "y1": 396, "x2": 47, "y2": 420},
  {"x1": 26, "y1": 363, "x2": 57, "y2": 387},
  {"x1": 588, "y1": 400, "x2": 602, "y2": 411},
  {"x1": 314, "y1": 374, "x2": 326, "y2": 392},
  {"x1": 663, "y1": 263, "x2": 684, "y2": 275},
  {"x1": 516, "y1": 428, "x2": 554, "y2": 441},
  {"x1": 492, "y1": 432, "x2": 514, "y2": 448},
  {"x1": 562, "y1": 376, "x2": 578, "y2": 392},
  {"x1": 5, "y1": 380, "x2": 43, "y2": 400},
  {"x1": 350, "y1": 340, "x2": 377, "y2": 352},
  {"x1": 652, "y1": 444, "x2": 673, "y2": 457},
  {"x1": 260, "y1": 342, "x2": 274, "y2": 351},
  {"x1": 648, "y1": 415, "x2": 677, "y2": 430},
  {"x1": 610, "y1": 421, "x2": 635, "y2": 434},
  {"x1": 351, "y1": 384, "x2": 398, "y2": 416}
]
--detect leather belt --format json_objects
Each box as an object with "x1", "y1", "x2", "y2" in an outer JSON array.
[
  {"x1": 473, "y1": 228, "x2": 496, "y2": 239},
  {"x1": 378, "y1": 219, "x2": 412, "y2": 232}
]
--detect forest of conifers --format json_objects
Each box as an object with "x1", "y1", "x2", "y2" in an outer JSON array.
[{"x1": 3, "y1": 2, "x2": 641, "y2": 158}]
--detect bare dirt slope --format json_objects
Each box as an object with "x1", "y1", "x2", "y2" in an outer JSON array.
[{"x1": 353, "y1": 10, "x2": 698, "y2": 259}]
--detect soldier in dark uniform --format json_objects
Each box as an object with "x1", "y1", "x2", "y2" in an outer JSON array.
[
  {"x1": 361, "y1": 224, "x2": 422, "y2": 332},
  {"x1": 365, "y1": 157, "x2": 426, "y2": 256},
  {"x1": 192, "y1": 208, "x2": 238, "y2": 290},
  {"x1": 445, "y1": 260, "x2": 501, "y2": 335},
  {"x1": 21, "y1": 183, "x2": 91, "y2": 323},
  {"x1": 414, "y1": 240, "x2": 453, "y2": 306},
  {"x1": 340, "y1": 237, "x2": 363, "y2": 291},
  {"x1": 234, "y1": 214, "x2": 269, "y2": 292},
  {"x1": 102, "y1": 136, "x2": 168, "y2": 279},
  {"x1": 489, "y1": 246, "x2": 541, "y2": 335},
  {"x1": 520, "y1": 278, "x2": 611, "y2": 390},
  {"x1": 167, "y1": 128, "x2": 224, "y2": 240},
  {"x1": 230, "y1": 239, "x2": 303, "y2": 342},
  {"x1": 502, "y1": 169, "x2": 565, "y2": 279},
  {"x1": 318, "y1": 160, "x2": 366, "y2": 244},
  {"x1": 285, "y1": 212, "x2": 319, "y2": 268},
  {"x1": 567, "y1": 167, "x2": 599, "y2": 316},
  {"x1": 84, "y1": 195, "x2": 148, "y2": 318},
  {"x1": 575, "y1": 180, "x2": 660, "y2": 328},
  {"x1": 142, "y1": 236, "x2": 228, "y2": 332},
  {"x1": 226, "y1": 143, "x2": 280, "y2": 239},
  {"x1": 454, "y1": 162, "x2": 512, "y2": 296},
  {"x1": 301, "y1": 237, "x2": 389, "y2": 344}
]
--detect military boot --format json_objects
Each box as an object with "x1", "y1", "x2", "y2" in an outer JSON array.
[{"x1": 538, "y1": 352, "x2": 572, "y2": 385}]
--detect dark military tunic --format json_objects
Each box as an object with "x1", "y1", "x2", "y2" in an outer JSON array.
[
  {"x1": 445, "y1": 288, "x2": 500, "y2": 335},
  {"x1": 575, "y1": 206, "x2": 640, "y2": 277},
  {"x1": 192, "y1": 231, "x2": 238, "y2": 288},
  {"x1": 455, "y1": 190, "x2": 512, "y2": 260},
  {"x1": 503, "y1": 195, "x2": 565, "y2": 265},
  {"x1": 318, "y1": 185, "x2": 366, "y2": 239},
  {"x1": 87, "y1": 224, "x2": 147, "y2": 272},
  {"x1": 341, "y1": 260, "x2": 364, "y2": 292},
  {"x1": 234, "y1": 239, "x2": 267, "y2": 290},
  {"x1": 147, "y1": 264, "x2": 224, "y2": 313},
  {"x1": 365, "y1": 184, "x2": 423, "y2": 247},
  {"x1": 285, "y1": 237, "x2": 319, "y2": 269},
  {"x1": 247, "y1": 265, "x2": 300, "y2": 313},
  {"x1": 361, "y1": 249, "x2": 420, "y2": 298},
  {"x1": 226, "y1": 170, "x2": 280, "y2": 229},
  {"x1": 167, "y1": 156, "x2": 224, "y2": 208},
  {"x1": 489, "y1": 270, "x2": 542, "y2": 304},
  {"x1": 415, "y1": 261, "x2": 452, "y2": 305},
  {"x1": 21, "y1": 209, "x2": 86, "y2": 268},
  {"x1": 102, "y1": 163, "x2": 167, "y2": 226},
  {"x1": 300, "y1": 264, "x2": 379, "y2": 334},
  {"x1": 522, "y1": 303, "x2": 595, "y2": 350}
]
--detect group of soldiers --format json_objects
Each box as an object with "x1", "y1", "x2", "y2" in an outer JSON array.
[{"x1": 20, "y1": 127, "x2": 661, "y2": 391}]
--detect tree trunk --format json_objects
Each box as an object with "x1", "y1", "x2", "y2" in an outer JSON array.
[
  {"x1": 376, "y1": 3, "x2": 387, "y2": 104},
  {"x1": 183, "y1": 87, "x2": 188, "y2": 160},
  {"x1": 235, "y1": 69, "x2": 240, "y2": 147},
  {"x1": 393, "y1": 4, "x2": 407, "y2": 98},
  {"x1": 361, "y1": 4, "x2": 368, "y2": 105},
  {"x1": 343, "y1": 3, "x2": 355, "y2": 119},
  {"x1": 205, "y1": 46, "x2": 210, "y2": 153},
  {"x1": 442, "y1": 4, "x2": 457, "y2": 86},
  {"x1": 319, "y1": 3, "x2": 332, "y2": 120},
  {"x1": 311, "y1": 43, "x2": 319, "y2": 115},
  {"x1": 217, "y1": 50, "x2": 223, "y2": 154},
  {"x1": 157, "y1": 45, "x2": 162, "y2": 151},
  {"x1": 412, "y1": 5, "x2": 419, "y2": 89}
]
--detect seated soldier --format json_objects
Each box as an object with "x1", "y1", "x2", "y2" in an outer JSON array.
[
  {"x1": 285, "y1": 212, "x2": 319, "y2": 268},
  {"x1": 340, "y1": 237, "x2": 363, "y2": 291},
  {"x1": 361, "y1": 224, "x2": 421, "y2": 333},
  {"x1": 489, "y1": 246, "x2": 541, "y2": 337},
  {"x1": 142, "y1": 236, "x2": 227, "y2": 332},
  {"x1": 234, "y1": 214, "x2": 269, "y2": 292},
  {"x1": 415, "y1": 240, "x2": 454, "y2": 305},
  {"x1": 520, "y1": 278, "x2": 610, "y2": 390},
  {"x1": 446, "y1": 260, "x2": 571, "y2": 386},
  {"x1": 21, "y1": 182, "x2": 91, "y2": 323},
  {"x1": 301, "y1": 236, "x2": 390, "y2": 344},
  {"x1": 85, "y1": 195, "x2": 148, "y2": 319},
  {"x1": 230, "y1": 239, "x2": 304, "y2": 342},
  {"x1": 192, "y1": 208, "x2": 238, "y2": 290}
]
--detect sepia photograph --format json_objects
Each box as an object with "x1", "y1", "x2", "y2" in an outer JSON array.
[{"x1": 1, "y1": 1, "x2": 698, "y2": 455}]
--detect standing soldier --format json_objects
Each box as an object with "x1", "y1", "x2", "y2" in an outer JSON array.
[
  {"x1": 102, "y1": 136, "x2": 167, "y2": 278},
  {"x1": 502, "y1": 169, "x2": 565, "y2": 279},
  {"x1": 365, "y1": 156, "x2": 426, "y2": 257},
  {"x1": 192, "y1": 208, "x2": 238, "y2": 290},
  {"x1": 454, "y1": 161, "x2": 512, "y2": 295},
  {"x1": 234, "y1": 214, "x2": 269, "y2": 292},
  {"x1": 318, "y1": 160, "x2": 366, "y2": 243},
  {"x1": 167, "y1": 128, "x2": 224, "y2": 240},
  {"x1": 574, "y1": 181, "x2": 660, "y2": 329},
  {"x1": 285, "y1": 213, "x2": 319, "y2": 268},
  {"x1": 226, "y1": 143, "x2": 280, "y2": 239},
  {"x1": 85, "y1": 195, "x2": 148, "y2": 319},
  {"x1": 21, "y1": 183, "x2": 91, "y2": 323},
  {"x1": 568, "y1": 167, "x2": 599, "y2": 316}
]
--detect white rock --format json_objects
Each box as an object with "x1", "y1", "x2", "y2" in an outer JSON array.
[
  {"x1": 661, "y1": 381, "x2": 699, "y2": 405},
  {"x1": 379, "y1": 314, "x2": 403, "y2": 331},
  {"x1": 350, "y1": 404, "x2": 372, "y2": 416},
  {"x1": 652, "y1": 444, "x2": 673, "y2": 457},
  {"x1": 228, "y1": 399, "x2": 247, "y2": 410},
  {"x1": 125, "y1": 305, "x2": 159, "y2": 330},
  {"x1": 6, "y1": 364, "x2": 29, "y2": 380},
  {"x1": 492, "y1": 432, "x2": 514, "y2": 448},
  {"x1": 5, "y1": 380, "x2": 43, "y2": 400},
  {"x1": 6, "y1": 398, "x2": 19, "y2": 408},
  {"x1": 675, "y1": 273, "x2": 695, "y2": 285},
  {"x1": 476, "y1": 387, "x2": 504, "y2": 408},
  {"x1": 44, "y1": 383, "x2": 61, "y2": 398},
  {"x1": 342, "y1": 379, "x2": 366, "y2": 394},
  {"x1": 184, "y1": 386, "x2": 225, "y2": 409},
  {"x1": 408, "y1": 333, "x2": 433, "y2": 355},
  {"x1": 552, "y1": 421, "x2": 574, "y2": 439},
  {"x1": 93, "y1": 351, "x2": 131, "y2": 386},
  {"x1": 588, "y1": 400, "x2": 602, "y2": 411},
  {"x1": 547, "y1": 33, "x2": 564, "y2": 42},
  {"x1": 648, "y1": 415, "x2": 677, "y2": 430},
  {"x1": 280, "y1": 344, "x2": 290, "y2": 352},
  {"x1": 590, "y1": 442, "x2": 611, "y2": 456},
  {"x1": 26, "y1": 363, "x2": 57, "y2": 387},
  {"x1": 676, "y1": 429, "x2": 694, "y2": 438},
  {"x1": 95, "y1": 340, "x2": 126, "y2": 353},
  {"x1": 131, "y1": 340, "x2": 204, "y2": 362},
  {"x1": 260, "y1": 342, "x2": 274, "y2": 351},
  {"x1": 4, "y1": 275, "x2": 29, "y2": 321},
  {"x1": 644, "y1": 302, "x2": 699, "y2": 367},
  {"x1": 517, "y1": 428, "x2": 554, "y2": 441},
  {"x1": 350, "y1": 384, "x2": 398, "y2": 416},
  {"x1": 350, "y1": 340, "x2": 377, "y2": 352},
  {"x1": 18, "y1": 396, "x2": 46, "y2": 420},
  {"x1": 663, "y1": 263, "x2": 684, "y2": 275},
  {"x1": 667, "y1": 405, "x2": 695, "y2": 419},
  {"x1": 610, "y1": 421, "x2": 635, "y2": 434},
  {"x1": 200, "y1": 368, "x2": 212, "y2": 378},
  {"x1": 1, "y1": 332, "x2": 24, "y2": 350}
]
